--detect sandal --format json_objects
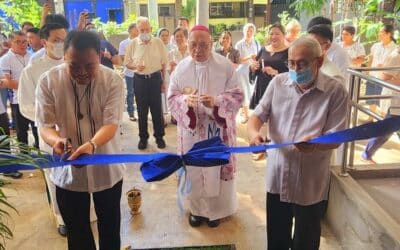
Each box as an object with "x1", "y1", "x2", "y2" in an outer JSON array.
[{"x1": 3, "y1": 171, "x2": 23, "y2": 179}]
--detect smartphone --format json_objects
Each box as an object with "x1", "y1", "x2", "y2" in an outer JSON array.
[{"x1": 87, "y1": 12, "x2": 96, "y2": 19}]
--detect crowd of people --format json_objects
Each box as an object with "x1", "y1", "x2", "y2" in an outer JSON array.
[{"x1": 0, "y1": 3, "x2": 399, "y2": 249}]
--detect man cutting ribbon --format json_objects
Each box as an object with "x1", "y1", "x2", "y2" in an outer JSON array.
[
  {"x1": 36, "y1": 31, "x2": 125, "y2": 250},
  {"x1": 248, "y1": 36, "x2": 350, "y2": 250}
]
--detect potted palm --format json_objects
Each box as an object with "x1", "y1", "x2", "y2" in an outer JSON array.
[{"x1": 0, "y1": 134, "x2": 47, "y2": 249}]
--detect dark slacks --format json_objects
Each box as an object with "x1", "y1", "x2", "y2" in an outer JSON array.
[
  {"x1": 56, "y1": 180, "x2": 123, "y2": 250},
  {"x1": 134, "y1": 72, "x2": 165, "y2": 141},
  {"x1": 0, "y1": 112, "x2": 9, "y2": 135},
  {"x1": 10, "y1": 104, "x2": 39, "y2": 148},
  {"x1": 267, "y1": 192, "x2": 327, "y2": 250}
]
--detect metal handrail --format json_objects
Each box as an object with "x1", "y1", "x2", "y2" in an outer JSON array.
[{"x1": 340, "y1": 66, "x2": 400, "y2": 176}]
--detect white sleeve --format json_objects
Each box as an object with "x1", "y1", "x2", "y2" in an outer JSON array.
[{"x1": 18, "y1": 67, "x2": 36, "y2": 121}]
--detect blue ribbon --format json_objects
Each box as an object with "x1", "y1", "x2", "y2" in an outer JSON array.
[{"x1": 1, "y1": 116, "x2": 400, "y2": 182}]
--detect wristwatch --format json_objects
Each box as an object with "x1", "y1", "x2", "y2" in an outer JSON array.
[
  {"x1": 88, "y1": 140, "x2": 98, "y2": 153},
  {"x1": 0, "y1": 79, "x2": 4, "y2": 87}
]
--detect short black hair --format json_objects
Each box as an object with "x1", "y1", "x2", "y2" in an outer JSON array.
[
  {"x1": 39, "y1": 23, "x2": 65, "y2": 40},
  {"x1": 9, "y1": 31, "x2": 25, "y2": 40},
  {"x1": 308, "y1": 24, "x2": 334, "y2": 42},
  {"x1": 342, "y1": 25, "x2": 356, "y2": 36},
  {"x1": 178, "y1": 17, "x2": 189, "y2": 23},
  {"x1": 26, "y1": 27, "x2": 40, "y2": 35},
  {"x1": 269, "y1": 22, "x2": 285, "y2": 35},
  {"x1": 21, "y1": 21, "x2": 34, "y2": 29},
  {"x1": 173, "y1": 27, "x2": 188, "y2": 38},
  {"x1": 128, "y1": 23, "x2": 137, "y2": 31},
  {"x1": 64, "y1": 31, "x2": 100, "y2": 54},
  {"x1": 307, "y1": 16, "x2": 332, "y2": 30},
  {"x1": 44, "y1": 14, "x2": 69, "y2": 29},
  {"x1": 382, "y1": 24, "x2": 396, "y2": 43}
]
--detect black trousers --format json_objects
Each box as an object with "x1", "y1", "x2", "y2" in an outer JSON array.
[
  {"x1": 267, "y1": 192, "x2": 327, "y2": 250},
  {"x1": 0, "y1": 112, "x2": 9, "y2": 135},
  {"x1": 56, "y1": 180, "x2": 123, "y2": 250},
  {"x1": 10, "y1": 104, "x2": 39, "y2": 148},
  {"x1": 134, "y1": 72, "x2": 165, "y2": 141}
]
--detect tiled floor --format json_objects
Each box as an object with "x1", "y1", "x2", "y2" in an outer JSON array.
[{"x1": 3, "y1": 112, "x2": 399, "y2": 250}]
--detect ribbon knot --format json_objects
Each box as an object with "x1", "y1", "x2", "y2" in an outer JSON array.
[{"x1": 140, "y1": 137, "x2": 230, "y2": 182}]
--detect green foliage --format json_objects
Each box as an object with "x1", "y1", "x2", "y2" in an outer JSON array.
[
  {"x1": 255, "y1": 26, "x2": 270, "y2": 46},
  {"x1": 181, "y1": 0, "x2": 196, "y2": 24},
  {"x1": 0, "y1": 134, "x2": 48, "y2": 249},
  {"x1": 277, "y1": 11, "x2": 291, "y2": 27},
  {"x1": 0, "y1": 0, "x2": 42, "y2": 34},
  {"x1": 93, "y1": 14, "x2": 162, "y2": 39},
  {"x1": 289, "y1": 0, "x2": 326, "y2": 16}
]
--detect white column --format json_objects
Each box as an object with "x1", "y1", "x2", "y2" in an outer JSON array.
[
  {"x1": 148, "y1": 0, "x2": 159, "y2": 27},
  {"x1": 196, "y1": 0, "x2": 209, "y2": 26}
]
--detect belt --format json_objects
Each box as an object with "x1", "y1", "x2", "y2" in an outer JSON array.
[{"x1": 135, "y1": 71, "x2": 161, "y2": 79}]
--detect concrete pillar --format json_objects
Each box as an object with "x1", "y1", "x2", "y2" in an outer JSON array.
[
  {"x1": 148, "y1": 0, "x2": 159, "y2": 27},
  {"x1": 53, "y1": 0, "x2": 65, "y2": 15},
  {"x1": 196, "y1": 0, "x2": 209, "y2": 26},
  {"x1": 123, "y1": 0, "x2": 140, "y2": 19}
]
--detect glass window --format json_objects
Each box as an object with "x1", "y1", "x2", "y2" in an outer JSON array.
[{"x1": 210, "y1": 2, "x2": 245, "y2": 18}]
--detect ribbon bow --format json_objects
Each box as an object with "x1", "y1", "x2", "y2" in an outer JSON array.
[{"x1": 140, "y1": 137, "x2": 230, "y2": 181}]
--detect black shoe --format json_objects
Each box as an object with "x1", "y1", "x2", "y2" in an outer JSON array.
[
  {"x1": 129, "y1": 115, "x2": 137, "y2": 122},
  {"x1": 156, "y1": 138, "x2": 166, "y2": 149},
  {"x1": 57, "y1": 225, "x2": 67, "y2": 237},
  {"x1": 189, "y1": 214, "x2": 203, "y2": 227},
  {"x1": 3, "y1": 171, "x2": 23, "y2": 179},
  {"x1": 207, "y1": 219, "x2": 220, "y2": 228},
  {"x1": 138, "y1": 140, "x2": 147, "y2": 150}
]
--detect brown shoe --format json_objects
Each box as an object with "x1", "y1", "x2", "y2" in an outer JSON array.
[{"x1": 252, "y1": 152, "x2": 266, "y2": 161}]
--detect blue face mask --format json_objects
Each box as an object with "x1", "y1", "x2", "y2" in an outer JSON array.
[{"x1": 288, "y1": 68, "x2": 314, "y2": 85}]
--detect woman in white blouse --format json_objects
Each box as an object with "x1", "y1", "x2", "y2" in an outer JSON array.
[
  {"x1": 235, "y1": 23, "x2": 260, "y2": 123},
  {"x1": 168, "y1": 28, "x2": 189, "y2": 74},
  {"x1": 366, "y1": 24, "x2": 397, "y2": 116},
  {"x1": 167, "y1": 28, "x2": 189, "y2": 124},
  {"x1": 340, "y1": 25, "x2": 366, "y2": 67}
]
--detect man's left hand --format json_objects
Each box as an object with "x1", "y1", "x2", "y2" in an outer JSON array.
[
  {"x1": 294, "y1": 135, "x2": 317, "y2": 153},
  {"x1": 67, "y1": 141, "x2": 94, "y2": 161},
  {"x1": 199, "y1": 95, "x2": 214, "y2": 108},
  {"x1": 161, "y1": 82, "x2": 166, "y2": 93}
]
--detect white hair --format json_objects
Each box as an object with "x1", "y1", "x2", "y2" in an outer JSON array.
[
  {"x1": 286, "y1": 19, "x2": 301, "y2": 31},
  {"x1": 290, "y1": 35, "x2": 322, "y2": 58},
  {"x1": 243, "y1": 23, "x2": 256, "y2": 36},
  {"x1": 137, "y1": 16, "x2": 150, "y2": 27}
]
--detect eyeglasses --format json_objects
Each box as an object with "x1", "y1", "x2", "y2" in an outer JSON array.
[
  {"x1": 285, "y1": 58, "x2": 317, "y2": 70},
  {"x1": 189, "y1": 42, "x2": 210, "y2": 50},
  {"x1": 12, "y1": 40, "x2": 27, "y2": 45}
]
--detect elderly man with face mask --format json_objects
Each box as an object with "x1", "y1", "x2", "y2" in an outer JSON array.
[
  {"x1": 36, "y1": 31, "x2": 125, "y2": 250},
  {"x1": 124, "y1": 16, "x2": 168, "y2": 150},
  {"x1": 168, "y1": 25, "x2": 243, "y2": 228},
  {"x1": 247, "y1": 36, "x2": 349, "y2": 250}
]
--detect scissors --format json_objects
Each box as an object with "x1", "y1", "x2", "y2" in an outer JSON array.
[{"x1": 60, "y1": 138, "x2": 72, "y2": 161}]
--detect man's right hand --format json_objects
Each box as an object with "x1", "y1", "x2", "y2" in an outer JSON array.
[
  {"x1": 186, "y1": 89, "x2": 198, "y2": 108},
  {"x1": 42, "y1": 3, "x2": 51, "y2": 15},
  {"x1": 249, "y1": 133, "x2": 265, "y2": 146},
  {"x1": 52, "y1": 138, "x2": 70, "y2": 156},
  {"x1": 250, "y1": 61, "x2": 260, "y2": 72}
]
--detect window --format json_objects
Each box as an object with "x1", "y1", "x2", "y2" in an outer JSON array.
[
  {"x1": 210, "y1": 2, "x2": 245, "y2": 18},
  {"x1": 254, "y1": 5, "x2": 266, "y2": 16},
  {"x1": 139, "y1": 4, "x2": 148, "y2": 17},
  {"x1": 159, "y1": 5, "x2": 175, "y2": 17},
  {"x1": 108, "y1": 9, "x2": 117, "y2": 22}
]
